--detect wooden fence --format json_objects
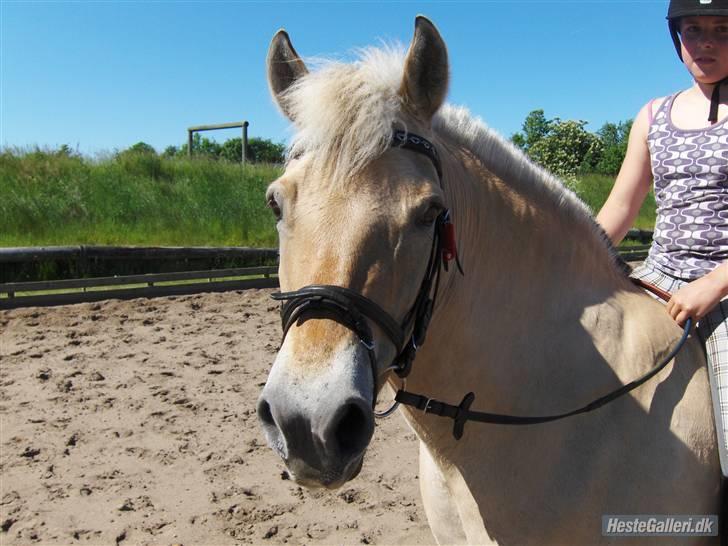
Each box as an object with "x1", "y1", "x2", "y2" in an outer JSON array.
[
  {"x1": 0, "y1": 246, "x2": 279, "y2": 310},
  {"x1": 0, "y1": 245, "x2": 279, "y2": 285},
  {"x1": 0, "y1": 238, "x2": 652, "y2": 310},
  {"x1": 0, "y1": 245, "x2": 278, "y2": 264},
  {"x1": 0, "y1": 266, "x2": 279, "y2": 309}
]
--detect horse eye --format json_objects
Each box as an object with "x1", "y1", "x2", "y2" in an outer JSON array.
[
  {"x1": 267, "y1": 196, "x2": 282, "y2": 220},
  {"x1": 420, "y1": 205, "x2": 441, "y2": 226}
]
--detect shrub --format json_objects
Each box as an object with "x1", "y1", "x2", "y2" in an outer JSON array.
[
  {"x1": 248, "y1": 137, "x2": 285, "y2": 164},
  {"x1": 219, "y1": 137, "x2": 285, "y2": 164},
  {"x1": 116, "y1": 142, "x2": 162, "y2": 180},
  {"x1": 528, "y1": 119, "x2": 603, "y2": 180},
  {"x1": 123, "y1": 141, "x2": 157, "y2": 156}
]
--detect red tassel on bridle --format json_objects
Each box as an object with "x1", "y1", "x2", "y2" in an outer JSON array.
[
  {"x1": 440, "y1": 216, "x2": 457, "y2": 263},
  {"x1": 438, "y1": 210, "x2": 463, "y2": 274}
]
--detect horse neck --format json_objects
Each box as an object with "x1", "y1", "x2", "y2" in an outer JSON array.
[
  {"x1": 409, "y1": 143, "x2": 682, "y2": 420},
  {"x1": 443, "y1": 143, "x2": 627, "y2": 315}
]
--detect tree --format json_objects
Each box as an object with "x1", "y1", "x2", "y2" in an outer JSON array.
[
  {"x1": 164, "y1": 135, "x2": 286, "y2": 164},
  {"x1": 528, "y1": 119, "x2": 603, "y2": 180},
  {"x1": 219, "y1": 138, "x2": 243, "y2": 163},
  {"x1": 123, "y1": 142, "x2": 157, "y2": 155},
  {"x1": 162, "y1": 145, "x2": 180, "y2": 158},
  {"x1": 511, "y1": 109, "x2": 637, "y2": 179},
  {"x1": 247, "y1": 137, "x2": 285, "y2": 164},
  {"x1": 196, "y1": 134, "x2": 222, "y2": 158},
  {"x1": 218, "y1": 137, "x2": 285, "y2": 164},
  {"x1": 594, "y1": 120, "x2": 632, "y2": 175},
  {"x1": 511, "y1": 109, "x2": 553, "y2": 152}
]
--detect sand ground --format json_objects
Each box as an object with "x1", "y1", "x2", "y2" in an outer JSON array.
[{"x1": 0, "y1": 289, "x2": 434, "y2": 546}]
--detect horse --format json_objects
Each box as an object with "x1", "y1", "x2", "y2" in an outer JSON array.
[{"x1": 256, "y1": 16, "x2": 720, "y2": 545}]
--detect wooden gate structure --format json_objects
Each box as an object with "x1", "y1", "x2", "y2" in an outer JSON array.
[{"x1": 188, "y1": 121, "x2": 250, "y2": 163}]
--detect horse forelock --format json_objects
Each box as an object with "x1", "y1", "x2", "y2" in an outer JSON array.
[{"x1": 281, "y1": 44, "x2": 406, "y2": 183}]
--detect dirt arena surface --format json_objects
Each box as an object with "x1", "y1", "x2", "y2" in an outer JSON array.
[{"x1": 0, "y1": 289, "x2": 433, "y2": 545}]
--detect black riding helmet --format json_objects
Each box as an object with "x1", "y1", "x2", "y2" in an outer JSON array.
[{"x1": 666, "y1": 0, "x2": 728, "y2": 122}]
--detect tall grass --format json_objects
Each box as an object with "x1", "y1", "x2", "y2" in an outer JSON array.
[
  {"x1": 571, "y1": 173, "x2": 656, "y2": 232},
  {"x1": 0, "y1": 148, "x2": 280, "y2": 247},
  {"x1": 0, "y1": 149, "x2": 656, "y2": 248}
]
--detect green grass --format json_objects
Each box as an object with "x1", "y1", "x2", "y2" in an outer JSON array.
[
  {"x1": 571, "y1": 172, "x2": 656, "y2": 232},
  {"x1": 0, "y1": 148, "x2": 656, "y2": 248},
  {"x1": 0, "y1": 148, "x2": 280, "y2": 247}
]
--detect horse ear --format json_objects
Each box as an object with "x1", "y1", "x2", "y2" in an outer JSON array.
[
  {"x1": 400, "y1": 16, "x2": 449, "y2": 122},
  {"x1": 267, "y1": 29, "x2": 308, "y2": 121}
]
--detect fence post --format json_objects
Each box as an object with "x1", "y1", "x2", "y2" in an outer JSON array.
[
  {"x1": 188, "y1": 130, "x2": 193, "y2": 157},
  {"x1": 242, "y1": 121, "x2": 249, "y2": 164}
]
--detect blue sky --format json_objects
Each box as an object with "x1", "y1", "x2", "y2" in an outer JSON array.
[{"x1": 1, "y1": 1, "x2": 692, "y2": 156}]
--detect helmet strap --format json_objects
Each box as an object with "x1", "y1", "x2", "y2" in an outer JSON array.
[
  {"x1": 669, "y1": 19, "x2": 683, "y2": 61},
  {"x1": 709, "y1": 77, "x2": 728, "y2": 124}
]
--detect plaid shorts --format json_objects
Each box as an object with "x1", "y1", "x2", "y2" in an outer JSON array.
[{"x1": 632, "y1": 263, "x2": 728, "y2": 475}]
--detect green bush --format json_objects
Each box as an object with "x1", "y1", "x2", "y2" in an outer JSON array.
[
  {"x1": 219, "y1": 137, "x2": 285, "y2": 164},
  {"x1": 124, "y1": 141, "x2": 157, "y2": 155},
  {"x1": 512, "y1": 110, "x2": 633, "y2": 178},
  {"x1": 248, "y1": 137, "x2": 286, "y2": 164},
  {"x1": 116, "y1": 142, "x2": 162, "y2": 180},
  {"x1": 528, "y1": 119, "x2": 603, "y2": 181}
]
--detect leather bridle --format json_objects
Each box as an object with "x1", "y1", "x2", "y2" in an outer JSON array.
[
  {"x1": 271, "y1": 130, "x2": 457, "y2": 413},
  {"x1": 271, "y1": 130, "x2": 692, "y2": 440}
]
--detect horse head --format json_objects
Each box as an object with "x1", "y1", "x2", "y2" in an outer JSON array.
[{"x1": 257, "y1": 16, "x2": 451, "y2": 488}]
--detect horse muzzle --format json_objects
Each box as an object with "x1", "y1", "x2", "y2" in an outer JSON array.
[{"x1": 256, "y1": 341, "x2": 376, "y2": 488}]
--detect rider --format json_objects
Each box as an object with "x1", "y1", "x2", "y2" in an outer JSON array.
[{"x1": 596, "y1": 0, "x2": 728, "y2": 474}]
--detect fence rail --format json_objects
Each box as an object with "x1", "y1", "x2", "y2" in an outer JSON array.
[
  {"x1": 0, "y1": 266, "x2": 279, "y2": 310},
  {"x1": 0, "y1": 245, "x2": 278, "y2": 263},
  {"x1": 0, "y1": 239, "x2": 652, "y2": 310},
  {"x1": 618, "y1": 244, "x2": 651, "y2": 262}
]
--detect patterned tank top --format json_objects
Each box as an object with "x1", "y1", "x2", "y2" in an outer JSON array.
[{"x1": 645, "y1": 92, "x2": 728, "y2": 281}]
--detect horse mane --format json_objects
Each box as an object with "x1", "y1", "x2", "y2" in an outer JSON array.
[
  {"x1": 281, "y1": 45, "x2": 628, "y2": 275},
  {"x1": 432, "y1": 104, "x2": 631, "y2": 275}
]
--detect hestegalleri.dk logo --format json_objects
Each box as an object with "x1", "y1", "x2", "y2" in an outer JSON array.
[{"x1": 602, "y1": 515, "x2": 718, "y2": 537}]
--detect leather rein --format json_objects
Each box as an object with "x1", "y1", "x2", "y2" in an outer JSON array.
[{"x1": 271, "y1": 130, "x2": 692, "y2": 440}]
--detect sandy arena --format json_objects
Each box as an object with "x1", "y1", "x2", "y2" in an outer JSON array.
[{"x1": 0, "y1": 289, "x2": 433, "y2": 545}]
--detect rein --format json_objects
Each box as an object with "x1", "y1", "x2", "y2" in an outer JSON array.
[
  {"x1": 271, "y1": 130, "x2": 693, "y2": 440},
  {"x1": 396, "y1": 316, "x2": 692, "y2": 439},
  {"x1": 394, "y1": 273, "x2": 692, "y2": 439}
]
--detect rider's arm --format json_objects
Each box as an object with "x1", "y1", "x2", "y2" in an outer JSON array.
[{"x1": 596, "y1": 102, "x2": 655, "y2": 246}]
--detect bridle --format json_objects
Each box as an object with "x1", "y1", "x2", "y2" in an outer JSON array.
[
  {"x1": 271, "y1": 130, "x2": 460, "y2": 413},
  {"x1": 271, "y1": 129, "x2": 692, "y2": 440}
]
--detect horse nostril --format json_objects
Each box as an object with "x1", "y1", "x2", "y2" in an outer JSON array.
[
  {"x1": 334, "y1": 402, "x2": 374, "y2": 458},
  {"x1": 257, "y1": 397, "x2": 288, "y2": 460},
  {"x1": 257, "y1": 398, "x2": 276, "y2": 427}
]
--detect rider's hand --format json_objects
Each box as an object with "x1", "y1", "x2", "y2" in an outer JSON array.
[{"x1": 667, "y1": 266, "x2": 728, "y2": 326}]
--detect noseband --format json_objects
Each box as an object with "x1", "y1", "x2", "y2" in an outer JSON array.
[{"x1": 271, "y1": 130, "x2": 458, "y2": 412}]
